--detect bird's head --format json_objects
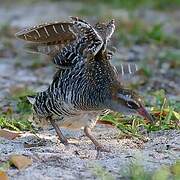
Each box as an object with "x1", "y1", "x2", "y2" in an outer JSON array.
[{"x1": 105, "y1": 86, "x2": 154, "y2": 123}]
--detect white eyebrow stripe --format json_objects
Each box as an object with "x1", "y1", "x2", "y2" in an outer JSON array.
[
  {"x1": 61, "y1": 24, "x2": 65, "y2": 32},
  {"x1": 35, "y1": 29, "x2": 41, "y2": 37},
  {"x1": 128, "y1": 64, "x2": 132, "y2": 74},
  {"x1": 121, "y1": 64, "x2": 124, "y2": 75},
  {"x1": 44, "y1": 27, "x2": 50, "y2": 37},
  {"x1": 53, "y1": 25, "x2": 58, "y2": 34}
]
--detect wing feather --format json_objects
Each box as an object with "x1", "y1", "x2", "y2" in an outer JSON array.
[
  {"x1": 24, "y1": 42, "x2": 67, "y2": 56},
  {"x1": 16, "y1": 18, "x2": 115, "y2": 69},
  {"x1": 15, "y1": 22, "x2": 76, "y2": 45},
  {"x1": 118, "y1": 63, "x2": 138, "y2": 76}
]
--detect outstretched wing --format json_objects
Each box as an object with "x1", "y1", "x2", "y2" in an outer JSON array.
[
  {"x1": 16, "y1": 17, "x2": 114, "y2": 68},
  {"x1": 15, "y1": 21, "x2": 76, "y2": 45},
  {"x1": 15, "y1": 21, "x2": 78, "y2": 57},
  {"x1": 22, "y1": 17, "x2": 104, "y2": 58}
]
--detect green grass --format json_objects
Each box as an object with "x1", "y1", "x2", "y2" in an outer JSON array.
[
  {"x1": 0, "y1": 116, "x2": 33, "y2": 131},
  {"x1": 0, "y1": 87, "x2": 35, "y2": 132},
  {"x1": 10, "y1": 87, "x2": 34, "y2": 115}
]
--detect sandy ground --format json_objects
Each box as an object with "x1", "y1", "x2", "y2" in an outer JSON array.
[
  {"x1": 0, "y1": 126, "x2": 179, "y2": 179},
  {"x1": 0, "y1": 1, "x2": 179, "y2": 179}
]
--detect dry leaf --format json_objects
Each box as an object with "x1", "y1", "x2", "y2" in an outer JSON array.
[
  {"x1": 0, "y1": 171, "x2": 8, "y2": 180},
  {"x1": 0, "y1": 129, "x2": 21, "y2": 140},
  {"x1": 10, "y1": 155, "x2": 32, "y2": 170}
]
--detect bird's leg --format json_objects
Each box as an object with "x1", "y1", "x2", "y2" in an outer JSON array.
[
  {"x1": 84, "y1": 126, "x2": 110, "y2": 157},
  {"x1": 49, "y1": 118, "x2": 68, "y2": 145},
  {"x1": 84, "y1": 126, "x2": 101, "y2": 148}
]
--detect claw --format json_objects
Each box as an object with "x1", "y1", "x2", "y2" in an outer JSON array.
[
  {"x1": 84, "y1": 126, "x2": 110, "y2": 158},
  {"x1": 96, "y1": 145, "x2": 110, "y2": 159}
]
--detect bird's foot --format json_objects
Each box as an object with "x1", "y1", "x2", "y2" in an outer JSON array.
[
  {"x1": 58, "y1": 138, "x2": 80, "y2": 148},
  {"x1": 49, "y1": 118, "x2": 70, "y2": 146},
  {"x1": 59, "y1": 138, "x2": 69, "y2": 146},
  {"x1": 84, "y1": 126, "x2": 110, "y2": 159},
  {"x1": 95, "y1": 145, "x2": 110, "y2": 159}
]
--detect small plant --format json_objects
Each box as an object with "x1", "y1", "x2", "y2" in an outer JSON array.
[
  {"x1": 0, "y1": 87, "x2": 35, "y2": 132},
  {"x1": 99, "y1": 113, "x2": 147, "y2": 140},
  {"x1": 16, "y1": 96, "x2": 32, "y2": 115},
  {"x1": 0, "y1": 116, "x2": 34, "y2": 132},
  {"x1": 147, "y1": 89, "x2": 180, "y2": 131},
  {"x1": 0, "y1": 22, "x2": 12, "y2": 37}
]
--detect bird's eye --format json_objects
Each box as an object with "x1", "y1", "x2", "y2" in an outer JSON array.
[{"x1": 127, "y1": 101, "x2": 139, "y2": 109}]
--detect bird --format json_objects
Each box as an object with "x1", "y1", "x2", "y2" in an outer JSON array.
[{"x1": 15, "y1": 17, "x2": 154, "y2": 152}]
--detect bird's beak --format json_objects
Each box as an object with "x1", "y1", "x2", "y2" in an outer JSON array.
[{"x1": 137, "y1": 107, "x2": 154, "y2": 123}]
